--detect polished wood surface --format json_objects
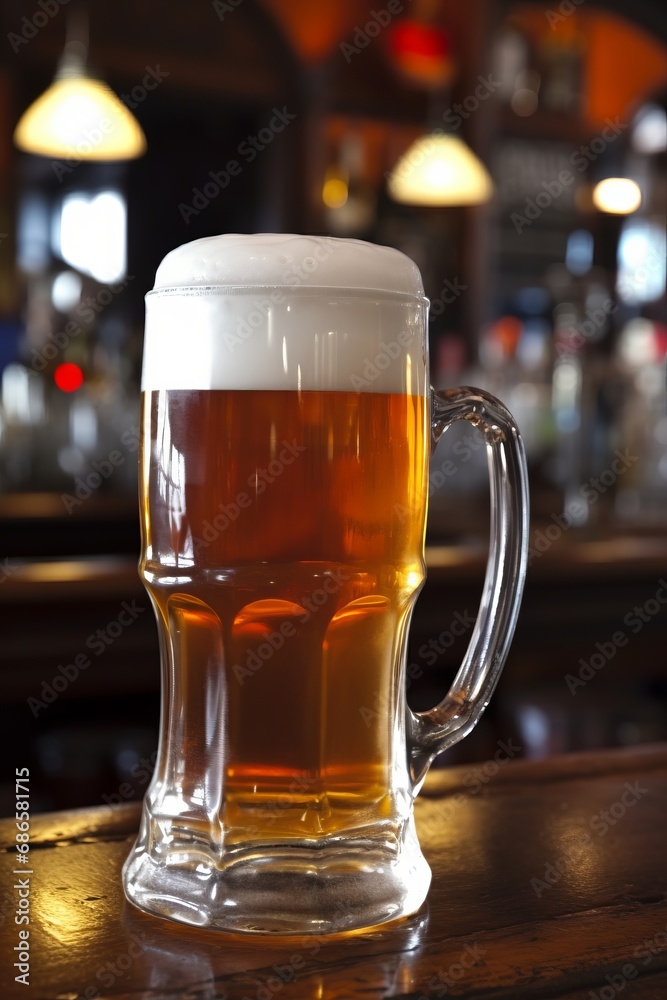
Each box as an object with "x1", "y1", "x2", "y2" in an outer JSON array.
[{"x1": 1, "y1": 744, "x2": 666, "y2": 999}]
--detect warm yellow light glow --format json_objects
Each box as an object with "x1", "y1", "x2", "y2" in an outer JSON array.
[
  {"x1": 322, "y1": 175, "x2": 349, "y2": 209},
  {"x1": 388, "y1": 134, "x2": 493, "y2": 206},
  {"x1": 592, "y1": 177, "x2": 642, "y2": 215},
  {"x1": 14, "y1": 75, "x2": 146, "y2": 160}
]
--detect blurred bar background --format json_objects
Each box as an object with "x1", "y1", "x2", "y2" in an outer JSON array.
[{"x1": 0, "y1": 0, "x2": 666, "y2": 814}]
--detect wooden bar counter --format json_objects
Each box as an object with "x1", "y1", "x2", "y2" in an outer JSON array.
[{"x1": 1, "y1": 744, "x2": 667, "y2": 999}]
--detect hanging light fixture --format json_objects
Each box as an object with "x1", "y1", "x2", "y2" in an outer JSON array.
[
  {"x1": 388, "y1": 132, "x2": 493, "y2": 207},
  {"x1": 13, "y1": 11, "x2": 146, "y2": 161},
  {"x1": 386, "y1": 3, "x2": 492, "y2": 208}
]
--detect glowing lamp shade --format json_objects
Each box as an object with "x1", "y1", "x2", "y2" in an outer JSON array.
[
  {"x1": 388, "y1": 134, "x2": 493, "y2": 206},
  {"x1": 592, "y1": 178, "x2": 642, "y2": 215},
  {"x1": 14, "y1": 76, "x2": 146, "y2": 161}
]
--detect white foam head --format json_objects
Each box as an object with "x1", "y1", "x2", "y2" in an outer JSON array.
[{"x1": 142, "y1": 234, "x2": 428, "y2": 394}]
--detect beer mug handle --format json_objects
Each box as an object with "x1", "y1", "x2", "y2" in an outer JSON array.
[{"x1": 407, "y1": 386, "x2": 529, "y2": 790}]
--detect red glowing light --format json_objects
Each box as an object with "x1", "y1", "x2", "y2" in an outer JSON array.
[
  {"x1": 388, "y1": 21, "x2": 454, "y2": 88},
  {"x1": 54, "y1": 362, "x2": 84, "y2": 392},
  {"x1": 390, "y1": 21, "x2": 450, "y2": 61}
]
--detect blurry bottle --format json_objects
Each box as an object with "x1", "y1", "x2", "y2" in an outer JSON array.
[
  {"x1": 613, "y1": 319, "x2": 667, "y2": 523},
  {"x1": 551, "y1": 312, "x2": 589, "y2": 525},
  {"x1": 493, "y1": 22, "x2": 542, "y2": 118},
  {"x1": 322, "y1": 132, "x2": 376, "y2": 237},
  {"x1": 537, "y1": 19, "x2": 585, "y2": 116},
  {"x1": 493, "y1": 24, "x2": 529, "y2": 106}
]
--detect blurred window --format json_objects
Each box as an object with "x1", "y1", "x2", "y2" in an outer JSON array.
[
  {"x1": 616, "y1": 218, "x2": 667, "y2": 305},
  {"x1": 55, "y1": 190, "x2": 126, "y2": 283}
]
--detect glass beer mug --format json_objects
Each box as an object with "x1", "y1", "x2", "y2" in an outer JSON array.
[{"x1": 123, "y1": 234, "x2": 529, "y2": 934}]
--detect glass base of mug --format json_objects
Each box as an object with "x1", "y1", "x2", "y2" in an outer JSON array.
[{"x1": 122, "y1": 824, "x2": 431, "y2": 934}]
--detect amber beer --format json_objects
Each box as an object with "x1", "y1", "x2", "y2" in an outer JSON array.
[
  {"x1": 125, "y1": 235, "x2": 528, "y2": 933},
  {"x1": 141, "y1": 386, "x2": 428, "y2": 839}
]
